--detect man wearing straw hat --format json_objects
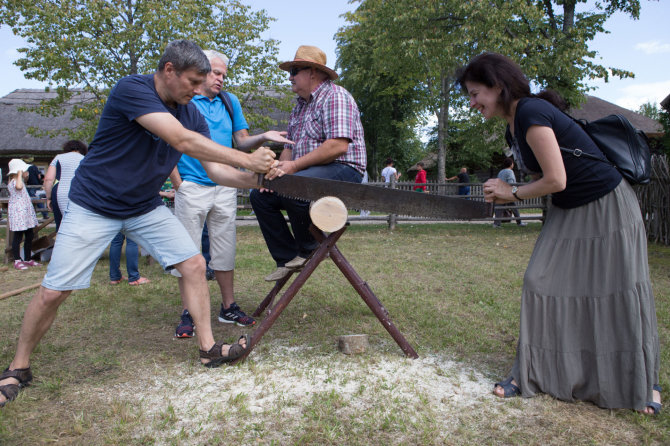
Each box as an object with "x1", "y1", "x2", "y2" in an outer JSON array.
[{"x1": 250, "y1": 45, "x2": 367, "y2": 282}]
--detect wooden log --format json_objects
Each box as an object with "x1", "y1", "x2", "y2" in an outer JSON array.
[
  {"x1": 309, "y1": 196, "x2": 348, "y2": 233},
  {"x1": 0, "y1": 282, "x2": 41, "y2": 300}
]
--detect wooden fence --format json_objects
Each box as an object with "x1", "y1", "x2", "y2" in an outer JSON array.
[{"x1": 636, "y1": 154, "x2": 670, "y2": 245}]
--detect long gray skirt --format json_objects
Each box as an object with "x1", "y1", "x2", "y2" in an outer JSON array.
[{"x1": 509, "y1": 180, "x2": 660, "y2": 410}]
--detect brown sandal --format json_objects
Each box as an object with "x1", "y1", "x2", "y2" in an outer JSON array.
[
  {"x1": 0, "y1": 367, "x2": 33, "y2": 407},
  {"x1": 199, "y1": 335, "x2": 249, "y2": 368}
]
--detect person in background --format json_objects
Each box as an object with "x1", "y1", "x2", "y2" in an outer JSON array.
[
  {"x1": 413, "y1": 162, "x2": 427, "y2": 192},
  {"x1": 250, "y1": 45, "x2": 366, "y2": 282},
  {"x1": 381, "y1": 158, "x2": 401, "y2": 184},
  {"x1": 493, "y1": 157, "x2": 526, "y2": 227},
  {"x1": 26, "y1": 163, "x2": 48, "y2": 219},
  {"x1": 446, "y1": 167, "x2": 470, "y2": 196},
  {"x1": 108, "y1": 232, "x2": 150, "y2": 285},
  {"x1": 458, "y1": 52, "x2": 660, "y2": 414},
  {"x1": 6, "y1": 159, "x2": 41, "y2": 270},
  {"x1": 44, "y1": 140, "x2": 88, "y2": 230}
]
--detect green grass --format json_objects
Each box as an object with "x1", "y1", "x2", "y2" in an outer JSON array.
[{"x1": 0, "y1": 223, "x2": 668, "y2": 445}]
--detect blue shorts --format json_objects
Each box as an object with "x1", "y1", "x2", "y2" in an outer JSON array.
[{"x1": 42, "y1": 202, "x2": 199, "y2": 291}]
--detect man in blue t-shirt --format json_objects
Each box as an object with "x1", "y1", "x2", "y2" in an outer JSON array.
[
  {"x1": 0, "y1": 40, "x2": 284, "y2": 406},
  {"x1": 170, "y1": 49, "x2": 292, "y2": 337}
]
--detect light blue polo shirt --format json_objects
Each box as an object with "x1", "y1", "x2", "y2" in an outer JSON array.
[{"x1": 176, "y1": 92, "x2": 249, "y2": 186}]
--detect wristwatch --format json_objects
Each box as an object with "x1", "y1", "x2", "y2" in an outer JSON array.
[{"x1": 511, "y1": 186, "x2": 522, "y2": 201}]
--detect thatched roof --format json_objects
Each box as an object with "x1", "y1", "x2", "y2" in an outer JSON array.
[
  {"x1": 0, "y1": 87, "x2": 291, "y2": 157},
  {"x1": 569, "y1": 95, "x2": 663, "y2": 136},
  {"x1": 0, "y1": 89, "x2": 92, "y2": 155}
]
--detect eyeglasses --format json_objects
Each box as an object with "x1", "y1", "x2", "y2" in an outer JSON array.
[{"x1": 289, "y1": 66, "x2": 310, "y2": 77}]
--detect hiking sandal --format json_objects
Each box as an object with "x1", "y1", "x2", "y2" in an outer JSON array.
[
  {"x1": 199, "y1": 335, "x2": 249, "y2": 368},
  {"x1": 0, "y1": 367, "x2": 33, "y2": 407}
]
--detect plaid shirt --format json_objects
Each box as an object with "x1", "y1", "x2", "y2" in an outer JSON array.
[{"x1": 286, "y1": 80, "x2": 366, "y2": 174}]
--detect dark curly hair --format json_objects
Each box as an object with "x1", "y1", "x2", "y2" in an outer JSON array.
[{"x1": 62, "y1": 140, "x2": 88, "y2": 155}]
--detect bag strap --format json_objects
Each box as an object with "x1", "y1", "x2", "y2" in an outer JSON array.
[
  {"x1": 217, "y1": 91, "x2": 236, "y2": 148},
  {"x1": 217, "y1": 91, "x2": 235, "y2": 126}
]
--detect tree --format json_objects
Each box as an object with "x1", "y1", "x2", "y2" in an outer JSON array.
[
  {"x1": 0, "y1": 0, "x2": 292, "y2": 141},
  {"x1": 337, "y1": 0, "x2": 644, "y2": 179}
]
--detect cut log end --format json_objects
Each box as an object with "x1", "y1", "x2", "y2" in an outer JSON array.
[{"x1": 309, "y1": 196, "x2": 348, "y2": 232}]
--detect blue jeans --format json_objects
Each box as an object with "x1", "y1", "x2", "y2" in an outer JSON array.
[
  {"x1": 109, "y1": 232, "x2": 140, "y2": 282},
  {"x1": 250, "y1": 163, "x2": 362, "y2": 266}
]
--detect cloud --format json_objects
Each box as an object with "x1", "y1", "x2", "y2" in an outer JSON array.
[
  {"x1": 635, "y1": 41, "x2": 670, "y2": 55},
  {"x1": 614, "y1": 80, "x2": 670, "y2": 111}
]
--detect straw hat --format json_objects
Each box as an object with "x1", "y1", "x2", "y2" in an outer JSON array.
[
  {"x1": 279, "y1": 45, "x2": 338, "y2": 80},
  {"x1": 8, "y1": 159, "x2": 30, "y2": 176}
]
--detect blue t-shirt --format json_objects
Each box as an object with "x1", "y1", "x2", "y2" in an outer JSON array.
[
  {"x1": 506, "y1": 97, "x2": 621, "y2": 209},
  {"x1": 176, "y1": 92, "x2": 249, "y2": 186},
  {"x1": 69, "y1": 74, "x2": 210, "y2": 218}
]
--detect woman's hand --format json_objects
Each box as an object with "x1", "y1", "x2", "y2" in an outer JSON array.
[{"x1": 483, "y1": 178, "x2": 515, "y2": 204}]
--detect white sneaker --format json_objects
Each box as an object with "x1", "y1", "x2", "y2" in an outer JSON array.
[{"x1": 14, "y1": 260, "x2": 27, "y2": 270}]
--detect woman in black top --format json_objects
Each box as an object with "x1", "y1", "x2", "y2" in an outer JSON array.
[{"x1": 457, "y1": 52, "x2": 661, "y2": 414}]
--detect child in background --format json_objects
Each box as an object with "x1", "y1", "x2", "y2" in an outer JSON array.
[{"x1": 7, "y1": 159, "x2": 41, "y2": 270}]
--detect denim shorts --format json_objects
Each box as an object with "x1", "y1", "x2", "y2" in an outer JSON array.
[{"x1": 42, "y1": 202, "x2": 199, "y2": 291}]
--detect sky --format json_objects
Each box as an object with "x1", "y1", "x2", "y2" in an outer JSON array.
[{"x1": 1, "y1": 0, "x2": 669, "y2": 112}]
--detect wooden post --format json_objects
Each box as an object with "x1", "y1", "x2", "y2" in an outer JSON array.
[{"x1": 388, "y1": 176, "x2": 397, "y2": 230}]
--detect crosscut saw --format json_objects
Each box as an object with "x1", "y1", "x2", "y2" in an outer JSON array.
[{"x1": 258, "y1": 174, "x2": 493, "y2": 220}]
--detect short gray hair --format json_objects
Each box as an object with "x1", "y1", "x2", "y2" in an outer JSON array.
[
  {"x1": 157, "y1": 40, "x2": 211, "y2": 75},
  {"x1": 202, "y1": 50, "x2": 229, "y2": 67}
]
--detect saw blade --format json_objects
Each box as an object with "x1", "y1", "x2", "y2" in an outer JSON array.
[{"x1": 260, "y1": 174, "x2": 492, "y2": 220}]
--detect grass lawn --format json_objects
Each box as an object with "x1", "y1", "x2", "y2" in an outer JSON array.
[{"x1": 0, "y1": 223, "x2": 668, "y2": 445}]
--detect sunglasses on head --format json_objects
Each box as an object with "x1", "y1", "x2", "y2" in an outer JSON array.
[{"x1": 289, "y1": 66, "x2": 310, "y2": 77}]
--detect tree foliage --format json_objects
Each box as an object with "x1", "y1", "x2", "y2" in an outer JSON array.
[
  {"x1": 0, "y1": 0, "x2": 292, "y2": 141},
  {"x1": 337, "y1": 0, "x2": 643, "y2": 180}
]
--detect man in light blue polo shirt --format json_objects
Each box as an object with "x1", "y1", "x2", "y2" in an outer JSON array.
[{"x1": 170, "y1": 49, "x2": 292, "y2": 337}]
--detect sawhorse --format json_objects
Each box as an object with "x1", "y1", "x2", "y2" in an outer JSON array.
[{"x1": 232, "y1": 224, "x2": 418, "y2": 363}]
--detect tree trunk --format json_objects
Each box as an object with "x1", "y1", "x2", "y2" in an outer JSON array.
[
  {"x1": 563, "y1": 0, "x2": 576, "y2": 31},
  {"x1": 436, "y1": 71, "x2": 450, "y2": 184}
]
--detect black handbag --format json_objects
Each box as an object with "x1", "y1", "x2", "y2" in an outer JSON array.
[{"x1": 560, "y1": 114, "x2": 652, "y2": 185}]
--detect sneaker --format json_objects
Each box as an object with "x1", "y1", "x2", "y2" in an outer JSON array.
[
  {"x1": 264, "y1": 266, "x2": 292, "y2": 282},
  {"x1": 218, "y1": 302, "x2": 256, "y2": 326},
  {"x1": 175, "y1": 309, "x2": 194, "y2": 338},
  {"x1": 23, "y1": 259, "x2": 42, "y2": 267},
  {"x1": 13, "y1": 260, "x2": 27, "y2": 270},
  {"x1": 517, "y1": 222, "x2": 528, "y2": 227},
  {"x1": 206, "y1": 268, "x2": 215, "y2": 281},
  {"x1": 128, "y1": 277, "x2": 151, "y2": 286},
  {"x1": 109, "y1": 276, "x2": 127, "y2": 285}
]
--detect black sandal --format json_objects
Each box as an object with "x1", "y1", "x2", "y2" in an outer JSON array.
[
  {"x1": 0, "y1": 366, "x2": 33, "y2": 407},
  {"x1": 199, "y1": 335, "x2": 249, "y2": 368},
  {"x1": 646, "y1": 384, "x2": 663, "y2": 415},
  {"x1": 494, "y1": 377, "x2": 521, "y2": 398}
]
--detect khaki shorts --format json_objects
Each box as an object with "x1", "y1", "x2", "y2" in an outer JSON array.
[{"x1": 172, "y1": 180, "x2": 237, "y2": 274}]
